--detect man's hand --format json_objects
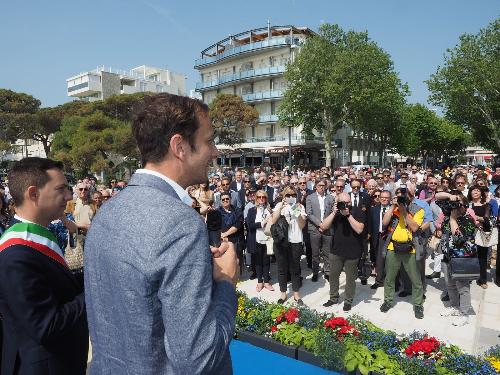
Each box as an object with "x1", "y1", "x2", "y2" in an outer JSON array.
[
  {"x1": 213, "y1": 242, "x2": 239, "y2": 285},
  {"x1": 210, "y1": 241, "x2": 230, "y2": 258}
]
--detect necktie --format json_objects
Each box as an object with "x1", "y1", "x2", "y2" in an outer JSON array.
[
  {"x1": 381, "y1": 206, "x2": 386, "y2": 232},
  {"x1": 354, "y1": 194, "x2": 358, "y2": 208}
]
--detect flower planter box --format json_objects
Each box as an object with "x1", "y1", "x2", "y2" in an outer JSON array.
[
  {"x1": 237, "y1": 330, "x2": 298, "y2": 359},
  {"x1": 296, "y1": 346, "x2": 324, "y2": 368}
]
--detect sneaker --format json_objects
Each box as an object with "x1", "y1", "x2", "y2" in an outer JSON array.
[
  {"x1": 426, "y1": 272, "x2": 441, "y2": 279},
  {"x1": 311, "y1": 274, "x2": 318, "y2": 282},
  {"x1": 440, "y1": 307, "x2": 460, "y2": 317},
  {"x1": 264, "y1": 283, "x2": 275, "y2": 291},
  {"x1": 294, "y1": 298, "x2": 304, "y2": 306},
  {"x1": 380, "y1": 302, "x2": 393, "y2": 313},
  {"x1": 452, "y1": 314, "x2": 469, "y2": 326},
  {"x1": 323, "y1": 299, "x2": 338, "y2": 307},
  {"x1": 256, "y1": 283, "x2": 263, "y2": 292},
  {"x1": 343, "y1": 303, "x2": 352, "y2": 311},
  {"x1": 360, "y1": 279, "x2": 367, "y2": 285},
  {"x1": 249, "y1": 273, "x2": 257, "y2": 280},
  {"x1": 370, "y1": 283, "x2": 381, "y2": 290},
  {"x1": 414, "y1": 306, "x2": 424, "y2": 319}
]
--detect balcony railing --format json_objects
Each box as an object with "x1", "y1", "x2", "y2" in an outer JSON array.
[
  {"x1": 196, "y1": 66, "x2": 285, "y2": 91},
  {"x1": 68, "y1": 82, "x2": 89, "y2": 93},
  {"x1": 259, "y1": 115, "x2": 279, "y2": 123},
  {"x1": 195, "y1": 37, "x2": 296, "y2": 67},
  {"x1": 244, "y1": 135, "x2": 324, "y2": 143},
  {"x1": 243, "y1": 90, "x2": 283, "y2": 103}
]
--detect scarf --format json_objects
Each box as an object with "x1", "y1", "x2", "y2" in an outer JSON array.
[{"x1": 0, "y1": 222, "x2": 68, "y2": 268}]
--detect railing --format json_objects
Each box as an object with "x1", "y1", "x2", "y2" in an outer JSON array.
[
  {"x1": 195, "y1": 37, "x2": 296, "y2": 67},
  {"x1": 243, "y1": 90, "x2": 284, "y2": 103},
  {"x1": 195, "y1": 66, "x2": 285, "y2": 90},
  {"x1": 67, "y1": 82, "x2": 89, "y2": 92},
  {"x1": 244, "y1": 135, "x2": 324, "y2": 143},
  {"x1": 93, "y1": 66, "x2": 145, "y2": 80},
  {"x1": 259, "y1": 115, "x2": 279, "y2": 123}
]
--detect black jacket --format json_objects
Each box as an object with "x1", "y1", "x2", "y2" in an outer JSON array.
[{"x1": 0, "y1": 221, "x2": 88, "y2": 375}]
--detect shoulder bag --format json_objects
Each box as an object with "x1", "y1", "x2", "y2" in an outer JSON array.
[
  {"x1": 449, "y1": 256, "x2": 480, "y2": 280},
  {"x1": 475, "y1": 227, "x2": 498, "y2": 247},
  {"x1": 64, "y1": 231, "x2": 85, "y2": 271}
]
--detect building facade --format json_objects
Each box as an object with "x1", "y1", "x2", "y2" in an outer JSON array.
[
  {"x1": 195, "y1": 25, "x2": 329, "y2": 169},
  {"x1": 195, "y1": 25, "x2": 380, "y2": 168},
  {"x1": 67, "y1": 65, "x2": 186, "y2": 101}
]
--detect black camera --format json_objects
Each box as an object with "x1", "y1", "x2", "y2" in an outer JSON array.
[
  {"x1": 436, "y1": 200, "x2": 462, "y2": 216},
  {"x1": 397, "y1": 196, "x2": 407, "y2": 204},
  {"x1": 337, "y1": 201, "x2": 347, "y2": 210}
]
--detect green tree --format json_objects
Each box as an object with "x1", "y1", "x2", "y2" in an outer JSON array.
[
  {"x1": 427, "y1": 18, "x2": 500, "y2": 153},
  {"x1": 278, "y1": 23, "x2": 408, "y2": 167},
  {"x1": 209, "y1": 93, "x2": 259, "y2": 147},
  {"x1": 0, "y1": 89, "x2": 41, "y2": 143},
  {"x1": 51, "y1": 112, "x2": 138, "y2": 175},
  {"x1": 398, "y1": 104, "x2": 469, "y2": 165},
  {"x1": 94, "y1": 92, "x2": 150, "y2": 122}
]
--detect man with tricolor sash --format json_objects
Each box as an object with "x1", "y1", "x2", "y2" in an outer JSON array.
[{"x1": 0, "y1": 157, "x2": 88, "y2": 375}]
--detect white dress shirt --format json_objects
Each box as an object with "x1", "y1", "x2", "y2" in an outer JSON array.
[
  {"x1": 317, "y1": 194, "x2": 326, "y2": 221},
  {"x1": 135, "y1": 169, "x2": 193, "y2": 206}
]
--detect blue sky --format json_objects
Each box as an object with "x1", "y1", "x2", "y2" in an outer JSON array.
[{"x1": 1, "y1": 0, "x2": 498, "y2": 108}]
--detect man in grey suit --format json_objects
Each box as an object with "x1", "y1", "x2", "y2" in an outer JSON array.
[
  {"x1": 306, "y1": 179, "x2": 334, "y2": 281},
  {"x1": 84, "y1": 93, "x2": 239, "y2": 374}
]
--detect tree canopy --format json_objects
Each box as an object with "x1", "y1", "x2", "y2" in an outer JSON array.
[
  {"x1": 278, "y1": 23, "x2": 408, "y2": 166},
  {"x1": 427, "y1": 18, "x2": 500, "y2": 153},
  {"x1": 209, "y1": 93, "x2": 259, "y2": 147}
]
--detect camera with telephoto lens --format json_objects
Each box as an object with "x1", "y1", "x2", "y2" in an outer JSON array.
[
  {"x1": 337, "y1": 201, "x2": 347, "y2": 210},
  {"x1": 397, "y1": 185, "x2": 407, "y2": 204},
  {"x1": 436, "y1": 199, "x2": 461, "y2": 216}
]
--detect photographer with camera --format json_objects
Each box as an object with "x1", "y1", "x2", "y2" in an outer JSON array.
[
  {"x1": 380, "y1": 184, "x2": 425, "y2": 319},
  {"x1": 320, "y1": 192, "x2": 366, "y2": 312},
  {"x1": 435, "y1": 190, "x2": 479, "y2": 326}
]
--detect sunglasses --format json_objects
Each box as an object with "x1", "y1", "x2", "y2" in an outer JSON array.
[
  {"x1": 351, "y1": 186, "x2": 360, "y2": 189},
  {"x1": 244, "y1": 180, "x2": 251, "y2": 183},
  {"x1": 335, "y1": 185, "x2": 344, "y2": 189},
  {"x1": 455, "y1": 182, "x2": 465, "y2": 185},
  {"x1": 221, "y1": 183, "x2": 229, "y2": 186},
  {"x1": 221, "y1": 198, "x2": 230, "y2": 202},
  {"x1": 316, "y1": 184, "x2": 325, "y2": 187},
  {"x1": 79, "y1": 188, "x2": 88, "y2": 191},
  {"x1": 376, "y1": 177, "x2": 383, "y2": 180},
  {"x1": 299, "y1": 182, "x2": 306, "y2": 184},
  {"x1": 374, "y1": 194, "x2": 381, "y2": 198},
  {"x1": 285, "y1": 194, "x2": 297, "y2": 197},
  {"x1": 256, "y1": 196, "x2": 267, "y2": 199}
]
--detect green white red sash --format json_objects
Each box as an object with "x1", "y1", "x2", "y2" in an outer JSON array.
[{"x1": 0, "y1": 222, "x2": 68, "y2": 268}]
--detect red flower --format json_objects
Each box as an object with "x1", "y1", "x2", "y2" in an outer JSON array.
[
  {"x1": 405, "y1": 337, "x2": 441, "y2": 358},
  {"x1": 271, "y1": 326, "x2": 277, "y2": 333}
]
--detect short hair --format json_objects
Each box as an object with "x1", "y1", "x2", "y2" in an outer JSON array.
[
  {"x1": 132, "y1": 93, "x2": 208, "y2": 165},
  {"x1": 8, "y1": 157, "x2": 64, "y2": 206}
]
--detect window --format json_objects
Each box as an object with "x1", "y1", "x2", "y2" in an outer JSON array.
[
  {"x1": 240, "y1": 62, "x2": 253, "y2": 72},
  {"x1": 269, "y1": 56, "x2": 276, "y2": 67},
  {"x1": 140, "y1": 82, "x2": 147, "y2": 92},
  {"x1": 251, "y1": 126, "x2": 255, "y2": 138},
  {"x1": 241, "y1": 84, "x2": 253, "y2": 95},
  {"x1": 271, "y1": 102, "x2": 276, "y2": 115}
]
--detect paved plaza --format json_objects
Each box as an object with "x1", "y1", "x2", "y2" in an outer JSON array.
[{"x1": 237, "y1": 256, "x2": 500, "y2": 355}]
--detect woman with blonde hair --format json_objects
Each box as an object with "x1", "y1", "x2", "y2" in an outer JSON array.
[
  {"x1": 272, "y1": 185, "x2": 307, "y2": 304},
  {"x1": 191, "y1": 181, "x2": 214, "y2": 216},
  {"x1": 246, "y1": 190, "x2": 274, "y2": 292}
]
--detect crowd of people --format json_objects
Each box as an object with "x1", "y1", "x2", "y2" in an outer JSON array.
[
  {"x1": 0, "y1": 92, "x2": 498, "y2": 374},
  {"x1": 188, "y1": 163, "x2": 500, "y2": 323}
]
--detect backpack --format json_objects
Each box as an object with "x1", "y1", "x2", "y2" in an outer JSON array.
[{"x1": 271, "y1": 216, "x2": 289, "y2": 245}]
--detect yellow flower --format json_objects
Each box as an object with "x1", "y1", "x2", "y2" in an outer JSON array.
[{"x1": 486, "y1": 357, "x2": 500, "y2": 371}]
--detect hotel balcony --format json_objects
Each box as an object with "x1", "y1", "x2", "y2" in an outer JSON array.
[
  {"x1": 196, "y1": 66, "x2": 285, "y2": 91},
  {"x1": 243, "y1": 90, "x2": 283, "y2": 104},
  {"x1": 258, "y1": 115, "x2": 279, "y2": 123},
  {"x1": 195, "y1": 36, "x2": 298, "y2": 68}
]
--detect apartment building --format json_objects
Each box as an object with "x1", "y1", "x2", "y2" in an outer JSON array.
[
  {"x1": 195, "y1": 25, "x2": 330, "y2": 168},
  {"x1": 67, "y1": 65, "x2": 186, "y2": 101}
]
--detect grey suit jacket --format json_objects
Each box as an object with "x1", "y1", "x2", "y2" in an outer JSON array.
[
  {"x1": 306, "y1": 192, "x2": 334, "y2": 235},
  {"x1": 84, "y1": 172, "x2": 237, "y2": 375}
]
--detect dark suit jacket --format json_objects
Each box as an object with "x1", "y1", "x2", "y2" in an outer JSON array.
[
  {"x1": 245, "y1": 206, "x2": 263, "y2": 254},
  {"x1": 350, "y1": 191, "x2": 371, "y2": 237},
  {"x1": 0, "y1": 220, "x2": 88, "y2": 375},
  {"x1": 297, "y1": 189, "x2": 314, "y2": 208},
  {"x1": 229, "y1": 180, "x2": 244, "y2": 192},
  {"x1": 368, "y1": 204, "x2": 390, "y2": 250}
]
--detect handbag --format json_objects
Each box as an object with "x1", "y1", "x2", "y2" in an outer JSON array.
[
  {"x1": 263, "y1": 218, "x2": 273, "y2": 237},
  {"x1": 392, "y1": 240, "x2": 413, "y2": 254},
  {"x1": 65, "y1": 232, "x2": 85, "y2": 271},
  {"x1": 449, "y1": 256, "x2": 480, "y2": 280},
  {"x1": 475, "y1": 227, "x2": 498, "y2": 247},
  {"x1": 265, "y1": 237, "x2": 274, "y2": 255}
]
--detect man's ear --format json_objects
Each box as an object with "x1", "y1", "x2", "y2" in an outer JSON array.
[
  {"x1": 169, "y1": 134, "x2": 185, "y2": 159},
  {"x1": 26, "y1": 186, "x2": 39, "y2": 202}
]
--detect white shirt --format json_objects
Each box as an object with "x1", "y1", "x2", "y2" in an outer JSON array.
[
  {"x1": 273, "y1": 202, "x2": 306, "y2": 244},
  {"x1": 351, "y1": 193, "x2": 359, "y2": 207},
  {"x1": 317, "y1": 194, "x2": 326, "y2": 221},
  {"x1": 135, "y1": 169, "x2": 193, "y2": 206},
  {"x1": 255, "y1": 205, "x2": 270, "y2": 244},
  {"x1": 379, "y1": 205, "x2": 389, "y2": 233}
]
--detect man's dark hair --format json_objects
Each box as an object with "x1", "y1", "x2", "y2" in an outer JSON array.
[
  {"x1": 131, "y1": 93, "x2": 209, "y2": 165},
  {"x1": 8, "y1": 157, "x2": 64, "y2": 206}
]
